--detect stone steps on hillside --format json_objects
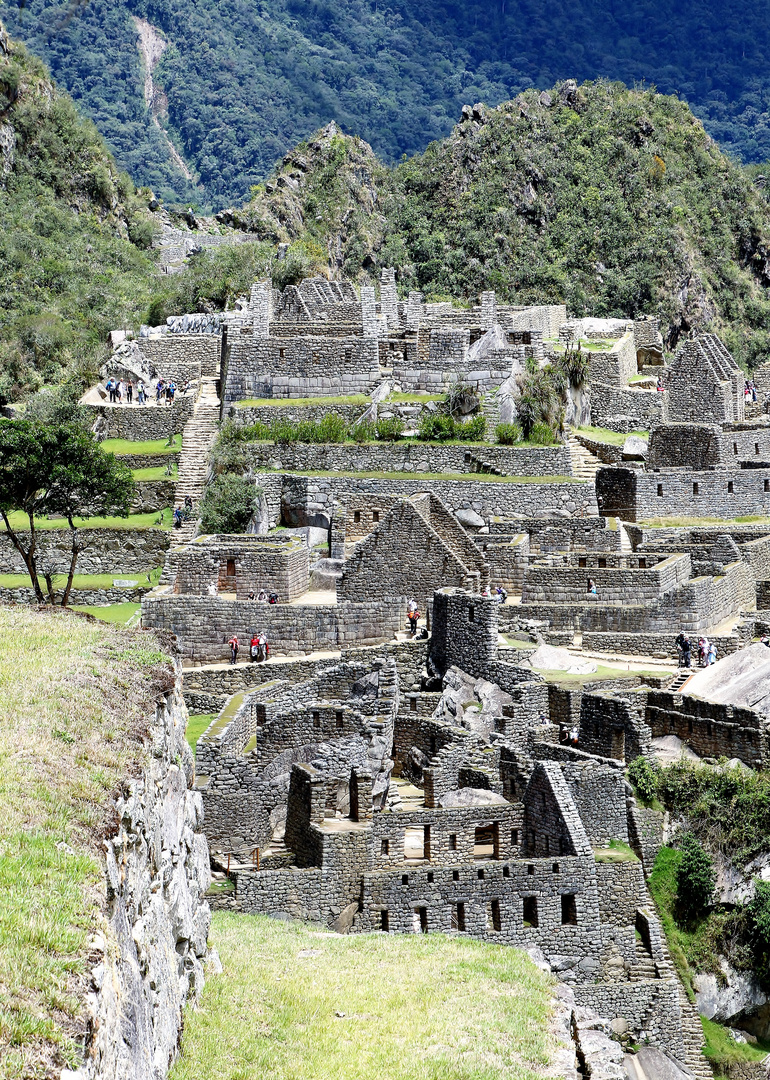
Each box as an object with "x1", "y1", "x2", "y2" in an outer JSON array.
[
  {"x1": 567, "y1": 432, "x2": 602, "y2": 481},
  {"x1": 173, "y1": 378, "x2": 221, "y2": 543}
]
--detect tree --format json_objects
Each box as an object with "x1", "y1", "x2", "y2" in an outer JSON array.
[
  {"x1": 675, "y1": 832, "x2": 715, "y2": 921},
  {"x1": 199, "y1": 474, "x2": 261, "y2": 534},
  {"x1": 0, "y1": 418, "x2": 134, "y2": 605}
]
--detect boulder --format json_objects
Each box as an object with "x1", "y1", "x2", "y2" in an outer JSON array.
[
  {"x1": 623, "y1": 1047, "x2": 691, "y2": 1080},
  {"x1": 694, "y1": 958, "x2": 767, "y2": 1025},
  {"x1": 529, "y1": 643, "x2": 597, "y2": 674},
  {"x1": 650, "y1": 734, "x2": 700, "y2": 765},
  {"x1": 438, "y1": 788, "x2": 509, "y2": 808},
  {"x1": 454, "y1": 507, "x2": 485, "y2": 529},
  {"x1": 622, "y1": 434, "x2": 649, "y2": 460}
]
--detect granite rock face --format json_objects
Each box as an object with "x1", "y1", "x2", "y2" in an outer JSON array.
[{"x1": 72, "y1": 668, "x2": 212, "y2": 1080}]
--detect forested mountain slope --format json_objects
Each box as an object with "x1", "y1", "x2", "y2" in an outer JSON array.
[
  {"x1": 244, "y1": 85, "x2": 770, "y2": 369},
  {"x1": 4, "y1": 0, "x2": 770, "y2": 209}
]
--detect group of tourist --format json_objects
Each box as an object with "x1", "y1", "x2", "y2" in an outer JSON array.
[
  {"x1": 246, "y1": 590, "x2": 279, "y2": 603},
  {"x1": 227, "y1": 634, "x2": 270, "y2": 665},
  {"x1": 745, "y1": 380, "x2": 758, "y2": 403},
  {"x1": 104, "y1": 376, "x2": 186, "y2": 405},
  {"x1": 479, "y1": 586, "x2": 508, "y2": 602},
  {"x1": 675, "y1": 631, "x2": 717, "y2": 668}
]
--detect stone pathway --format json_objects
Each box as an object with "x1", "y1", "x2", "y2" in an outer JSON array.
[
  {"x1": 567, "y1": 430, "x2": 602, "y2": 481},
  {"x1": 173, "y1": 377, "x2": 220, "y2": 543}
]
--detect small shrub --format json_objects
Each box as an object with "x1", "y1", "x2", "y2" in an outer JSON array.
[
  {"x1": 269, "y1": 418, "x2": 298, "y2": 443},
  {"x1": 461, "y1": 414, "x2": 486, "y2": 441},
  {"x1": 351, "y1": 419, "x2": 375, "y2": 443},
  {"x1": 628, "y1": 756, "x2": 659, "y2": 804},
  {"x1": 315, "y1": 413, "x2": 348, "y2": 442},
  {"x1": 496, "y1": 422, "x2": 523, "y2": 445},
  {"x1": 418, "y1": 413, "x2": 456, "y2": 441},
  {"x1": 376, "y1": 415, "x2": 405, "y2": 441},
  {"x1": 676, "y1": 832, "x2": 715, "y2": 921},
  {"x1": 199, "y1": 475, "x2": 262, "y2": 534},
  {"x1": 528, "y1": 421, "x2": 558, "y2": 444}
]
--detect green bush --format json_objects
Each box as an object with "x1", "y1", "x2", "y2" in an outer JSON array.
[
  {"x1": 351, "y1": 419, "x2": 375, "y2": 443},
  {"x1": 528, "y1": 422, "x2": 558, "y2": 445},
  {"x1": 460, "y1": 414, "x2": 486, "y2": 441},
  {"x1": 375, "y1": 415, "x2": 405, "y2": 441},
  {"x1": 199, "y1": 475, "x2": 261, "y2": 534},
  {"x1": 628, "y1": 756, "x2": 659, "y2": 804},
  {"x1": 418, "y1": 413, "x2": 457, "y2": 441},
  {"x1": 313, "y1": 413, "x2": 348, "y2": 443},
  {"x1": 495, "y1": 422, "x2": 523, "y2": 445},
  {"x1": 676, "y1": 832, "x2": 715, "y2": 921}
]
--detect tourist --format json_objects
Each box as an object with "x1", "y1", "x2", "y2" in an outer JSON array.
[
  {"x1": 407, "y1": 598, "x2": 417, "y2": 616},
  {"x1": 106, "y1": 377, "x2": 116, "y2": 403},
  {"x1": 656, "y1": 376, "x2": 665, "y2": 392},
  {"x1": 408, "y1": 607, "x2": 420, "y2": 636},
  {"x1": 126, "y1": 380, "x2": 133, "y2": 404},
  {"x1": 259, "y1": 633, "x2": 269, "y2": 661},
  {"x1": 569, "y1": 726, "x2": 579, "y2": 748},
  {"x1": 173, "y1": 506, "x2": 183, "y2": 529},
  {"x1": 184, "y1": 495, "x2": 193, "y2": 514},
  {"x1": 247, "y1": 591, "x2": 255, "y2": 601},
  {"x1": 167, "y1": 381, "x2": 176, "y2": 405},
  {"x1": 156, "y1": 379, "x2": 164, "y2": 403},
  {"x1": 250, "y1": 633, "x2": 260, "y2": 662},
  {"x1": 268, "y1": 592, "x2": 279, "y2": 604},
  {"x1": 495, "y1": 586, "x2": 507, "y2": 603},
  {"x1": 116, "y1": 379, "x2": 124, "y2": 403},
  {"x1": 137, "y1": 379, "x2": 145, "y2": 404},
  {"x1": 587, "y1": 578, "x2": 597, "y2": 595},
  {"x1": 708, "y1": 643, "x2": 717, "y2": 664},
  {"x1": 228, "y1": 635, "x2": 239, "y2": 665},
  {"x1": 258, "y1": 589, "x2": 268, "y2": 602}
]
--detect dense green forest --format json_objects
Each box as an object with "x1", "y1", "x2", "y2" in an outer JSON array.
[{"x1": 4, "y1": 0, "x2": 770, "y2": 208}]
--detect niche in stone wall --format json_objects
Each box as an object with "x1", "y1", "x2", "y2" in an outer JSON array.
[
  {"x1": 561, "y1": 893, "x2": 577, "y2": 925},
  {"x1": 474, "y1": 823, "x2": 499, "y2": 860},
  {"x1": 523, "y1": 896, "x2": 538, "y2": 927}
]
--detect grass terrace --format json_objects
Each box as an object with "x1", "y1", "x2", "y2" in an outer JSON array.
[
  {"x1": 233, "y1": 394, "x2": 370, "y2": 409},
  {"x1": 132, "y1": 464, "x2": 178, "y2": 481},
  {"x1": 286, "y1": 469, "x2": 580, "y2": 484},
  {"x1": 0, "y1": 509, "x2": 173, "y2": 532},
  {"x1": 0, "y1": 606, "x2": 174, "y2": 1077},
  {"x1": 574, "y1": 425, "x2": 648, "y2": 445},
  {"x1": 170, "y1": 913, "x2": 558, "y2": 1080},
  {"x1": 101, "y1": 435, "x2": 182, "y2": 456},
  {"x1": 640, "y1": 516, "x2": 770, "y2": 528},
  {"x1": 69, "y1": 603, "x2": 142, "y2": 626},
  {"x1": 186, "y1": 713, "x2": 216, "y2": 754},
  {"x1": 0, "y1": 568, "x2": 161, "y2": 591}
]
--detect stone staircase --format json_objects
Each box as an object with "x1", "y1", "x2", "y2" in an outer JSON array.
[
  {"x1": 481, "y1": 391, "x2": 501, "y2": 442},
  {"x1": 567, "y1": 430, "x2": 602, "y2": 482},
  {"x1": 174, "y1": 377, "x2": 220, "y2": 543},
  {"x1": 667, "y1": 670, "x2": 695, "y2": 694},
  {"x1": 677, "y1": 987, "x2": 713, "y2": 1080}
]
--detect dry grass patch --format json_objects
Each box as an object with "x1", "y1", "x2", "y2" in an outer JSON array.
[
  {"x1": 172, "y1": 913, "x2": 557, "y2": 1080},
  {"x1": 0, "y1": 605, "x2": 175, "y2": 1078}
]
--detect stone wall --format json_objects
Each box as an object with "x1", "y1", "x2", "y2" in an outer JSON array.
[
  {"x1": 0, "y1": 584, "x2": 152, "y2": 606},
  {"x1": 223, "y1": 332, "x2": 380, "y2": 405},
  {"x1": 132, "y1": 479, "x2": 176, "y2": 513},
  {"x1": 142, "y1": 594, "x2": 406, "y2": 662},
  {"x1": 245, "y1": 440, "x2": 573, "y2": 478},
  {"x1": 590, "y1": 385, "x2": 664, "y2": 432},
  {"x1": 597, "y1": 465, "x2": 770, "y2": 522},
  {"x1": 521, "y1": 553, "x2": 690, "y2": 605},
  {"x1": 229, "y1": 402, "x2": 366, "y2": 427},
  {"x1": 645, "y1": 690, "x2": 768, "y2": 768},
  {"x1": 82, "y1": 663, "x2": 211, "y2": 1080},
  {"x1": 572, "y1": 982, "x2": 685, "y2": 1061},
  {"x1": 648, "y1": 422, "x2": 770, "y2": 470},
  {"x1": 579, "y1": 692, "x2": 651, "y2": 763},
  {"x1": 0, "y1": 528, "x2": 170, "y2": 574},
  {"x1": 139, "y1": 333, "x2": 221, "y2": 381},
  {"x1": 88, "y1": 397, "x2": 194, "y2": 440},
  {"x1": 588, "y1": 333, "x2": 636, "y2": 388}
]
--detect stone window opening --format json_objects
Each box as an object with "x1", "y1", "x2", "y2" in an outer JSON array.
[
  {"x1": 312, "y1": 711, "x2": 320, "y2": 728},
  {"x1": 638, "y1": 558, "x2": 646, "y2": 568},
  {"x1": 598, "y1": 557, "x2": 606, "y2": 568},
  {"x1": 527, "y1": 864, "x2": 535, "y2": 875},
  {"x1": 404, "y1": 825, "x2": 429, "y2": 861},
  {"x1": 523, "y1": 896, "x2": 538, "y2": 928},
  {"x1": 335, "y1": 711, "x2": 344, "y2": 729},
  {"x1": 427, "y1": 871, "x2": 434, "y2": 883},
  {"x1": 728, "y1": 727, "x2": 733, "y2": 742},
  {"x1": 474, "y1": 823, "x2": 499, "y2": 860},
  {"x1": 279, "y1": 347, "x2": 286, "y2": 359},
  {"x1": 687, "y1": 718, "x2": 693, "y2": 734},
  {"x1": 414, "y1": 907, "x2": 428, "y2": 933},
  {"x1": 657, "y1": 484, "x2": 663, "y2": 497},
  {"x1": 453, "y1": 869, "x2": 460, "y2": 881},
  {"x1": 529, "y1": 829, "x2": 536, "y2": 852},
  {"x1": 560, "y1": 837, "x2": 569, "y2": 855},
  {"x1": 494, "y1": 716, "x2": 505, "y2": 734},
  {"x1": 226, "y1": 558, "x2": 236, "y2": 577},
  {"x1": 765, "y1": 479, "x2": 770, "y2": 492},
  {"x1": 448, "y1": 834, "x2": 457, "y2": 851},
  {"x1": 373, "y1": 510, "x2": 380, "y2": 522},
  {"x1": 561, "y1": 893, "x2": 578, "y2": 925},
  {"x1": 693, "y1": 482, "x2": 699, "y2": 495},
  {"x1": 552, "y1": 863, "x2": 560, "y2": 873},
  {"x1": 541, "y1": 793, "x2": 546, "y2": 809},
  {"x1": 353, "y1": 510, "x2": 361, "y2": 523},
  {"x1": 503, "y1": 865, "x2": 510, "y2": 878},
  {"x1": 511, "y1": 828, "x2": 519, "y2": 847},
  {"x1": 488, "y1": 899, "x2": 502, "y2": 933},
  {"x1": 401, "y1": 874, "x2": 409, "y2": 885},
  {"x1": 728, "y1": 481, "x2": 734, "y2": 493},
  {"x1": 452, "y1": 902, "x2": 466, "y2": 931},
  {"x1": 381, "y1": 838, "x2": 390, "y2": 855},
  {"x1": 734, "y1": 442, "x2": 739, "y2": 454},
  {"x1": 430, "y1": 736, "x2": 437, "y2": 755},
  {"x1": 468, "y1": 605, "x2": 475, "y2": 623},
  {"x1": 477, "y1": 868, "x2": 485, "y2": 880},
  {"x1": 409, "y1": 697, "x2": 417, "y2": 713},
  {"x1": 756, "y1": 443, "x2": 761, "y2": 455},
  {"x1": 578, "y1": 557, "x2": 586, "y2": 568},
  {"x1": 380, "y1": 909, "x2": 389, "y2": 932}
]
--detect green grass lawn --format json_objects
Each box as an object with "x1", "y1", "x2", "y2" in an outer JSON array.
[
  {"x1": 186, "y1": 713, "x2": 216, "y2": 753},
  {"x1": 69, "y1": 603, "x2": 142, "y2": 626},
  {"x1": 284, "y1": 469, "x2": 580, "y2": 484},
  {"x1": 593, "y1": 839, "x2": 639, "y2": 863},
  {"x1": 171, "y1": 913, "x2": 557, "y2": 1080},
  {"x1": 0, "y1": 568, "x2": 161, "y2": 591},
  {"x1": 101, "y1": 434, "x2": 182, "y2": 455},
  {"x1": 0, "y1": 607, "x2": 173, "y2": 1076},
  {"x1": 132, "y1": 464, "x2": 178, "y2": 482},
  {"x1": 0, "y1": 508, "x2": 172, "y2": 532},
  {"x1": 641, "y1": 515, "x2": 770, "y2": 528},
  {"x1": 535, "y1": 663, "x2": 665, "y2": 686},
  {"x1": 574, "y1": 425, "x2": 648, "y2": 445}
]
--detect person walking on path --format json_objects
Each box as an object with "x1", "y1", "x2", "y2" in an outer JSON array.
[
  {"x1": 126, "y1": 381, "x2": 133, "y2": 404},
  {"x1": 228, "y1": 635, "x2": 239, "y2": 665}
]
